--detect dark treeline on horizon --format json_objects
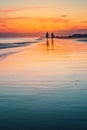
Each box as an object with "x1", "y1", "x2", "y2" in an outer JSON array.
[
  {"x1": 56, "y1": 34, "x2": 87, "y2": 38},
  {"x1": 45, "y1": 33, "x2": 87, "y2": 39},
  {"x1": 0, "y1": 32, "x2": 87, "y2": 38}
]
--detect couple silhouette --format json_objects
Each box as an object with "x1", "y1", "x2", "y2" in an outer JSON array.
[{"x1": 46, "y1": 32, "x2": 55, "y2": 39}]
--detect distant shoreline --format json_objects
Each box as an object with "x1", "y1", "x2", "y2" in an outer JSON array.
[
  {"x1": 77, "y1": 39, "x2": 87, "y2": 43},
  {"x1": 55, "y1": 34, "x2": 87, "y2": 39}
]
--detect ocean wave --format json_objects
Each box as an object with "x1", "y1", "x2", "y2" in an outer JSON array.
[
  {"x1": 0, "y1": 38, "x2": 44, "y2": 60},
  {"x1": 0, "y1": 37, "x2": 43, "y2": 49},
  {"x1": 0, "y1": 41, "x2": 35, "y2": 49},
  {"x1": 77, "y1": 39, "x2": 87, "y2": 43}
]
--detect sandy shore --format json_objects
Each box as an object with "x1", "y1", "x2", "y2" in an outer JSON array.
[
  {"x1": 0, "y1": 38, "x2": 87, "y2": 89},
  {"x1": 0, "y1": 38, "x2": 87, "y2": 130}
]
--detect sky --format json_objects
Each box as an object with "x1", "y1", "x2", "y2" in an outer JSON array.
[{"x1": 0, "y1": 0, "x2": 87, "y2": 37}]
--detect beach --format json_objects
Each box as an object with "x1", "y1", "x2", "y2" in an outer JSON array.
[{"x1": 0, "y1": 38, "x2": 87, "y2": 130}]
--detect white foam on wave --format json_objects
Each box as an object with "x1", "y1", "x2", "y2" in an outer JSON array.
[{"x1": 0, "y1": 37, "x2": 43, "y2": 59}]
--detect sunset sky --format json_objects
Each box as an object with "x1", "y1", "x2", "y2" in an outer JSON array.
[{"x1": 0, "y1": 0, "x2": 87, "y2": 37}]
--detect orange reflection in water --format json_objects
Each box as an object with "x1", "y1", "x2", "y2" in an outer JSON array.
[
  {"x1": 0, "y1": 39, "x2": 87, "y2": 66},
  {"x1": 0, "y1": 38, "x2": 87, "y2": 81}
]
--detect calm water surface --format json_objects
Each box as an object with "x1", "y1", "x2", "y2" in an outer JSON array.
[{"x1": 0, "y1": 38, "x2": 87, "y2": 130}]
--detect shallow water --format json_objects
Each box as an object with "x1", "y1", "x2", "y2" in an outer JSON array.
[{"x1": 0, "y1": 38, "x2": 87, "y2": 130}]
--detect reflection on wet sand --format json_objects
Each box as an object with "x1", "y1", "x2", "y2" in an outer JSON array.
[
  {"x1": 46, "y1": 39, "x2": 49, "y2": 50},
  {"x1": 0, "y1": 38, "x2": 87, "y2": 130},
  {"x1": 46, "y1": 38, "x2": 54, "y2": 50},
  {"x1": 0, "y1": 38, "x2": 87, "y2": 78},
  {"x1": 51, "y1": 38, "x2": 54, "y2": 50},
  {"x1": 0, "y1": 39, "x2": 87, "y2": 67}
]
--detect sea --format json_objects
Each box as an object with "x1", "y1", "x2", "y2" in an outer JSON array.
[{"x1": 0, "y1": 37, "x2": 87, "y2": 130}]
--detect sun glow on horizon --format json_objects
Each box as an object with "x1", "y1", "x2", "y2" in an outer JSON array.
[{"x1": 0, "y1": 0, "x2": 87, "y2": 37}]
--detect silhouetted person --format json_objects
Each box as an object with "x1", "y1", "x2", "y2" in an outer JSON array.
[
  {"x1": 51, "y1": 38, "x2": 54, "y2": 50},
  {"x1": 51, "y1": 32, "x2": 55, "y2": 39},
  {"x1": 46, "y1": 32, "x2": 49, "y2": 39}
]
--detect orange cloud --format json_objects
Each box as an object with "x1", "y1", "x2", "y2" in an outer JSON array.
[
  {"x1": 0, "y1": 16, "x2": 70, "y2": 23},
  {"x1": 0, "y1": 16, "x2": 71, "y2": 33},
  {"x1": 0, "y1": 6, "x2": 46, "y2": 13},
  {"x1": 35, "y1": 17, "x2": 70, "y2": 23},
  {"x1": 59, "y1": 15, "x2": 69, "y2": 18},
  {"x1": 0, "y1": 15, "x2": 87, "y2": 36},
  {"x1": 81, "y1": 21, "x2": 87, "y2": 23}
]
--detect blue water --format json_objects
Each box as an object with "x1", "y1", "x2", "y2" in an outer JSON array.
[
  {"x1": 0, "y1": 86, "x2": 87, "y2": 130},
  {"x1": 0, "y1": 38, "x2": 87, "y2": 130}
]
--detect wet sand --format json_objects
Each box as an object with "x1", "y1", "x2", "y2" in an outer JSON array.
[{"x1": 0, "y1": 38, "x2": 87, "y2": 130}]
